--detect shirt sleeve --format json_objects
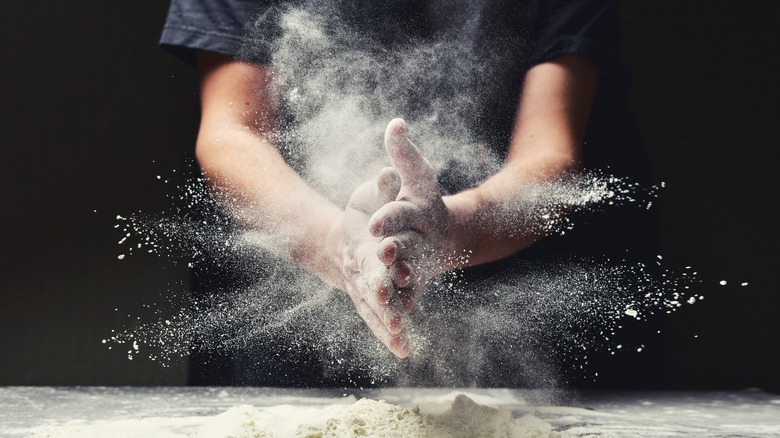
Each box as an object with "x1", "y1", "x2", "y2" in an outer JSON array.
[
  {"x1": 159, "y1": 0, "x2": 269, "y2": 66},
  {"x1": 529, "y1": 0, "x2": 628, "y2": 88}
]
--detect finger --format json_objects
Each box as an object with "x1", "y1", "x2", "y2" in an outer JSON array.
[
  {"x1": 389, "y1": 260, "x2": 414, "y2": 288},
  {"x1": 375, "y1": 167, "x2": 402, "y2": 204},
  {"x1": 346, "y1": 180, "x2": 378, "y2": 214},
  {"x1": 385, "y1": 257, "x2": 424, "y2": 313},
  {"x1": 376, "y1": 231, "x2": 424, "y2": 265},
  {"x1": 349, "y1": 293, "x2": 409, "y2": 358},
  {"x1": 398, "y1": 265, "x2": 425, "y2": 309},
  {"x1": 399, "y1": 286, "x2": 422, "y2": 313},
  {"x1": 368, "y1": 201, "x2": 427, "y2": 237},
  {"x1": 346, "y1": 168, "x2": 402, "y2": 215},
  {"x1": 384, "y1": 118, "x2": 438, "y2": 197},
  {"x1": 353, "y1": 293, "x2": 409, "y2": 357},
  {"x1": 363, "y1": 269, "x2": 406, "y2": 334},
  {"x1": 389, "y1": 334, "x2": 410, "y2": 358},
  {"x1": 376, "y1": 238, "x2": 398, "y2": 265}
]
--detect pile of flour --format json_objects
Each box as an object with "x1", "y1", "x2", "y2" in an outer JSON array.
[{"x1": 195, "y1": 394, "x2": 566, "y2": 438}]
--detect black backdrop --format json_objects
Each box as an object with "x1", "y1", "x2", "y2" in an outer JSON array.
[{"x1": 1, "y1": 1, "x2": 778, "y2": 391}]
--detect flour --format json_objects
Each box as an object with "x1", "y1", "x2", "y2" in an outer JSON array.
[
  {"x1": 193, "y1": 394, "x2": 567, "y2": 438},
  {"x1": 294, "y1": 399, "x2": 435, "y2": 438},
  {"x1": 107, "y1": 2, "x2": 712, "y2": 387},
  {"x1": 20, "y1": 394, "x2": 569, "y2": 438},
  {"x1": 107, "y1": 172, "x2": 703, "y2": 384},
  {"x1": 196, "y1": 405, "x2": 275, "y2": 438},
  {"x1": 429, "y1": 395, "x2": 564, "y2": 438},
  {"x1": 15, "y1": 388, "x2": 780, "y2": 438}
]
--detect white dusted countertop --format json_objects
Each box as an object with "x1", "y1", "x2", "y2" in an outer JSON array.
[{"x1": 2, "y1": 386, "x2": 779, "y2": 437}]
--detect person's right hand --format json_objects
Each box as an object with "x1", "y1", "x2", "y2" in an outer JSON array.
[{"x1": 340, "y1": 166, "x2": 412, "y2": 358}]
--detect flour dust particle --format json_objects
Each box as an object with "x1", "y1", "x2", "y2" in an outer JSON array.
[
  {"x1": 106, "y1": 2, "x2": 704, "y2": 387},
  {"x1": 107, "y1": 168, "x2": 700, "y2": 386}
]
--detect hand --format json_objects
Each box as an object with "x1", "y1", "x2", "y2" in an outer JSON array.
[
  {"x1": 341, "y1": 166, "x2": 412, "y2": 358},
  {"x1": 368, "y1": 119, "x2": 461, "y2": 308}
]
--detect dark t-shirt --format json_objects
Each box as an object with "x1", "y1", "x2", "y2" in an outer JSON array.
[
  {"x1": 161, "y1": 0, "x2": 626, "y2": 74},
  {"x1": 161, "y1": 0, "x2": 631, "y2": 157},
  {"x1": 161, "y1": 0, "x2": 667, "y2": 388},
  {"x1": 160, "y1": 0, "x2": 651, "y2": 237}
]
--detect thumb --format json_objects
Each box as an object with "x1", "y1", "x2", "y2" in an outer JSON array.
[
  {"x1": 346, "y1": 167, "x2": 400, "y2": 215},
  {"x1": 384, "y1": 118, "x2": 437, "y2": 197}
]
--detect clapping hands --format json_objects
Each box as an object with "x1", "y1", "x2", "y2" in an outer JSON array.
[{"x1": 341, "y1": 119, "x2": 458, "y2": 358}]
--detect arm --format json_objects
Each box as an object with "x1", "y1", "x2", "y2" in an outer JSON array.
[
  {"x1": 196, "y1": 51, "x2": 346, "y2": 289},
  {"x1": 371, "y1": 55, "x2": 599, "y2": 292},
  {"x1": 195, "y1": 51, "x2": 410, "y2": 356},
  {"x1": 444, "y1": 54, "x2": 598, "y2": 267}
]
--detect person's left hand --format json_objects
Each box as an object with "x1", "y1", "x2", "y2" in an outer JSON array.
[{"x1": 368, "y1": 119, "x2": 461, "y2": 309}]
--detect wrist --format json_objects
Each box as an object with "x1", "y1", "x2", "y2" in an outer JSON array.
[
  {"x1": 325, "y1": 212, "x2": 348, "y2": 292},
  {"x1": 317, "y1": 210, "x2": 348, "y2": 292},
  {"x1": 288, "y1": 208, "x2": 347, "y2": 292},
  {"x1": 438, "y1": 191, "x2": 481, "y2": 273}
]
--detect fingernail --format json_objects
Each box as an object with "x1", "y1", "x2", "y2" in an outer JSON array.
[
  {"x1": 385, "y1": 309, "x2": 403, "y2": 334},
  {"x1": 394, "y1": 261, "x2": 412, "y2": 287},
  {"x1": 389, "y1": 118, "x2": 405, "y2": 133},
  {"x1": 393, "y1": 337, "x2": 410, "y2": 358},
  {"x1": 377, "y1": 287, "x2": 390, "y2": 304},
  {"x1": 370, "y1": 219, "x2": 383, "y2": 237},
  {"x1": 391, "y1": 313, "x2": 404, "y2": 333},
  {"x1": 385, "y1": 241, "x2": 397, "y2": 263}
]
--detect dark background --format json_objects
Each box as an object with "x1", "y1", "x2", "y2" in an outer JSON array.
[{"x1": 1, "y1": 2, "x2": 778, "y2": 391}]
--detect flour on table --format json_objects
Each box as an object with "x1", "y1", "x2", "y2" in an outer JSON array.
[
  {"x1": 194, "y1": 394, "x2": 567, "y2": 438},
  {"x1": 429, "y1": 395, "x2": 564, "y2": 438}
]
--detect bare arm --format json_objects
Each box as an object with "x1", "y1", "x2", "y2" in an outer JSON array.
[
  {"x1": 444, "y1": 54, "x2": 598, "y2": 267},
  {"x1": 371, "y1": 55, "x2": 599, "y2": 291},
  {"x1": 196, "y1": 51, "x2": 346, "y2": 289},
  {"x1": 195, "y1": 51, "x2": 410, "y2": 356}
]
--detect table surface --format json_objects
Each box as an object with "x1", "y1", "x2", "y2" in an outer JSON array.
[{"x1": 2, "y1": 386, "x2": 780, "y2": 437}]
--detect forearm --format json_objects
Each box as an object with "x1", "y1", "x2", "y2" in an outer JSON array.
[
  {"x1": 441, "y1": 55, "x2": 596, "y2": 271},
  {"x1": 441, "y1": 150, "x2": 577, "y2": 270},
  {"x1": 194, "y1": 53, "x2": 416, "y2": 357},
  {"x1": 194, "y1": 51, "x2": 349, "y2": 290},
  {"x1": 197, "y1": 127, "x2": 346, "y2": 290}
]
